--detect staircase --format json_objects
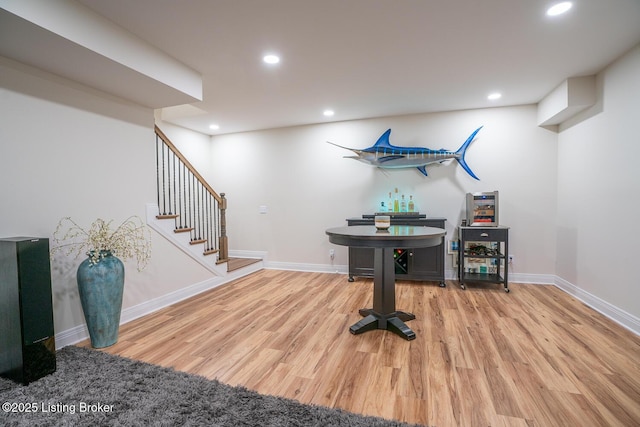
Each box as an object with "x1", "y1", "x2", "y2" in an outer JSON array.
[{"x1": 150, "y1": 126, "x2": 262, "y2": 276}]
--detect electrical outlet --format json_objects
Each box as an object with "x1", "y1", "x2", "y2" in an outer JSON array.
[
  {"x1": 329, "y1": 249, "x2": 335, "y2": 259},
  {"x1": 508, "y1": 254, "x2": 514, "y2": 263}
]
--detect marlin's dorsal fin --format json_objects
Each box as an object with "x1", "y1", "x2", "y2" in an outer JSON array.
[
  {"x1": 417, "y1": 166, "x2": 428, "y2": 176},
  {"x1": 372, "y1": 129, "x2": 394, "y2": 149}
]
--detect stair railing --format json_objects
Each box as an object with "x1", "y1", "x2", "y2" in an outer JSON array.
[{"x1": 154, "y1": 125, "x2": 228, "y2": 263}]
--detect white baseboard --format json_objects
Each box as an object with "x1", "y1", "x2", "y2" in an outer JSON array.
[
  {"x1": 508, "y1": 272, "x2": 556, "y2": 285},
  {"x1": 554, "y1": 276, "x2": 640, "y2": 336},
  {"x1": 265, "y1": 260, "x2": 348, "y2": 274},
  {"x1": 228, "y1": 249, "x2": 268, "y2": 260}
]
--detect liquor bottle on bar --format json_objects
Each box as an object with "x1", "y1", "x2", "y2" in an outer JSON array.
[
  {"x1": 394, "y1": 188, "x2": 399, "y2": 212},
  {"x1": 388, "y1": 192, "x2": 393, "y2": 212},
  {"x1": 408, "y1": 195, "x2": 415, "y2": 212},
  {"x1": 400, "y1": 194, "x2": 407, "y2": 212}
]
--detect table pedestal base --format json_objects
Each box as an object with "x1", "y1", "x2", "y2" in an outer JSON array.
[
  {"x1": 350, "y1": 308, "x2": 416, "y2": 340},
  {"x1": 326, "y1": 227, "x2": 445, "y2": 341}
]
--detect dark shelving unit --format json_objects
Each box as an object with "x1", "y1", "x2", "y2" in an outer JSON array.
[{"x1": 458, "y1": 226, "x2": 510, "y2": 292}]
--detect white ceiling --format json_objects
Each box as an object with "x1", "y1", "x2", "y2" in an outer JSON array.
[{"x1": 15, "y1": 1, "x2": 640, "y2": 135}]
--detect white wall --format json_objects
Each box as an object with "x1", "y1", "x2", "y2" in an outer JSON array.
[
  {"x1": 556, "y1": 44, "x2": 640, "y2": 319},
  {"x1": 0, "y1": 57, "x2": 213, "y2": 336},
  {"x1": 207, "y1": 105, "x2": 558, "y2": 278}
]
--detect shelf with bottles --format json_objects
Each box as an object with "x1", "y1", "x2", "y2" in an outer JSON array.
[
  {"x1": 379, "y1": 188, "x2": 418, "y2": 215},
  {"x1": 463, "y1": 243, "x2": 504, "y2": 259}
]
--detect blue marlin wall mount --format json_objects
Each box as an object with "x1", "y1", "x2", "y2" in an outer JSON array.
[{"x1": 327, "y1": 126, "x2": 483, "y2": 179}]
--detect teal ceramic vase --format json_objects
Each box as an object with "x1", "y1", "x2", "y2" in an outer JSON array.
[{"x1": 77, "y1": 251, "x2": 125, "y2": 348}]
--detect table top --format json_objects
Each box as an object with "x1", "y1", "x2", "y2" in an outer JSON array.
[{"x1": 326, "y1": 225, "x2": 446, "y2": 249}]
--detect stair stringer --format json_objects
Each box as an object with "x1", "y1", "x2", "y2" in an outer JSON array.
[{"x1": 146, "y1": 203, "x2": 228, "y2": 276}]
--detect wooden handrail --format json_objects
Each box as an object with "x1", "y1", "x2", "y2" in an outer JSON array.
[
  {"x1": 154, "y1": 125, "x2": 222, "y2": 204},
  {"x1": 154, "y1": 125, "x2": 228, "y2": 263}
]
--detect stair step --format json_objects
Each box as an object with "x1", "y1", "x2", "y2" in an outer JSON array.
[
  {"x1": 157, "y1": 214, "x2": 179, "y2": 219},
  {"x1": 190, "y1": 239, "x2": 207, "y2": 245},
  {"x1": 226, "y1": 257, "x2": 262, "y2": 272},
  {"x1": 174, "y1": 227, "x2": 194, "y2": 233},
  {"x1": 204, "y1": 249, "x2": 219, "y2": 256}
]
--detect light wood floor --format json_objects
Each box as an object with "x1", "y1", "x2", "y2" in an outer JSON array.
[{"x1": 82, "y1": 270, "x2": 640, "y2": 426}]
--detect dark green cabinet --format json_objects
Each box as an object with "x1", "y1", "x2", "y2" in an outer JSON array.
[{"x1": 346, "y1": 217, "x2": 446, "y2": 286}]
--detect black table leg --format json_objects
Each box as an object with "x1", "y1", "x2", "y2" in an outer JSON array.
[
  {"x1": 350, "y1": 310, "x2": 416, "y2": 340},
  {"x1": 387, "y1": 316, "x2": 416, "y2": 340},
  {"x1": 349, "y1": 247, "x2": 417, "y2": 340},
  {"x1": 349, "y1": 314, "x2": 380, "y2": 335}
]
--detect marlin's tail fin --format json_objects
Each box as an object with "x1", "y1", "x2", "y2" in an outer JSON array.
[{"x1": 455, "y1": 126, "x2": 482, "y2": 180}]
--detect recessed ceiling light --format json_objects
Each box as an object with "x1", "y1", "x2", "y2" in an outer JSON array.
[
  {"x1": 209, "y1": 124, "x2": 220, "y2": 130},
  {"x1": 547, "y1": 2, "x2": 573, "y2": 16},
  {"x1": 487, "y1": 93, "x2": 502, "y2": 100},
  {"x1": 323, "y1": 109, "x2": 335, "y2": 117},
  {"x1": 263, "y1": 54, "x2": 280, "y2": 64}
]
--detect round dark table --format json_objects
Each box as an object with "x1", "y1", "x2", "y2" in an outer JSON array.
[{"x1": 326, "y1": 225, "x2": 446, "y2": 340}]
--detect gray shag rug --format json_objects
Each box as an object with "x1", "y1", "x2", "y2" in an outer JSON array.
[{"x1": 0, "y1": 346, "x2": 422, "y2": 427}]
